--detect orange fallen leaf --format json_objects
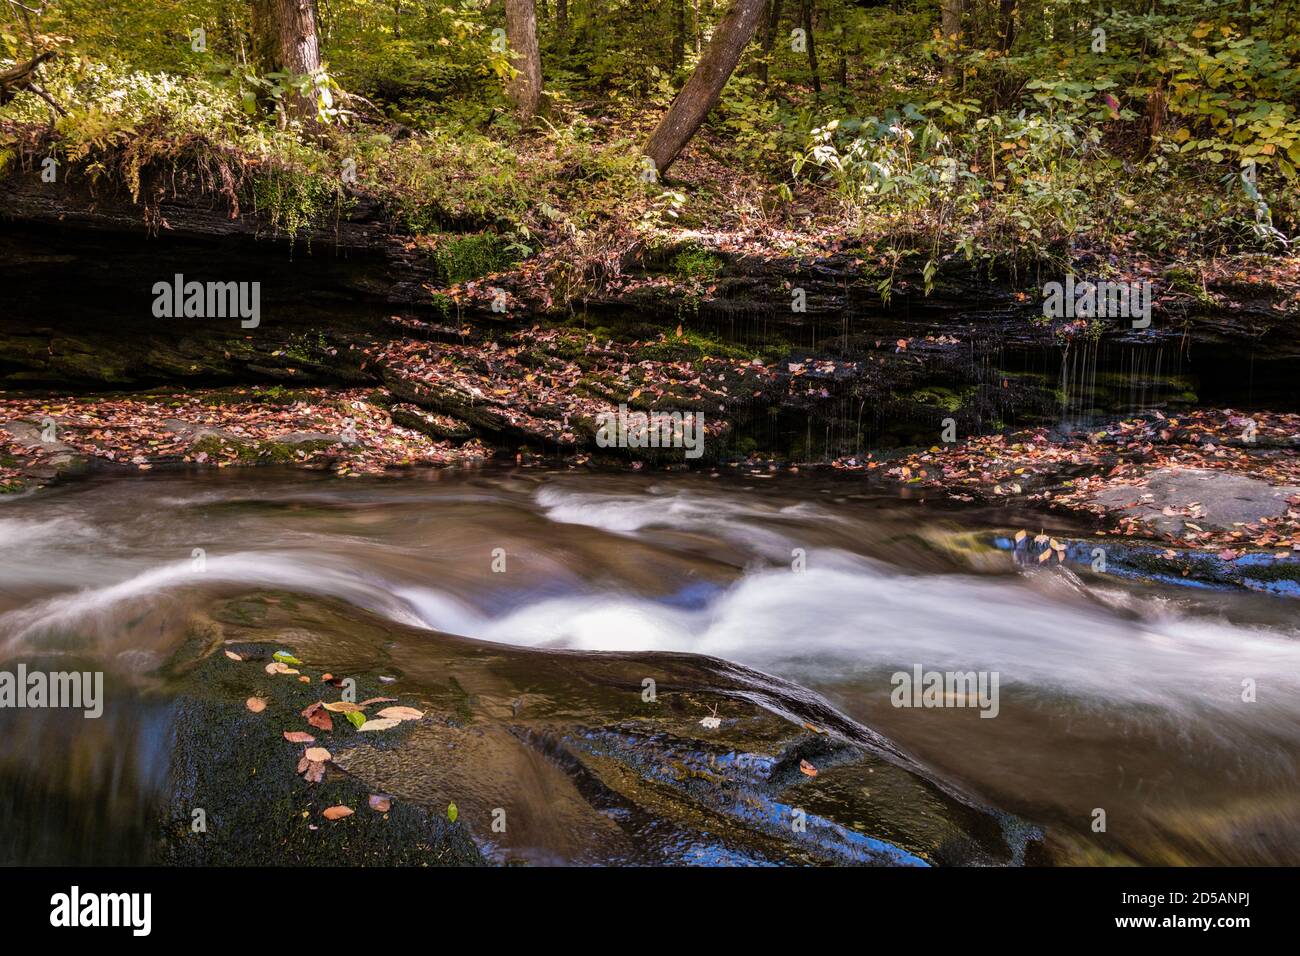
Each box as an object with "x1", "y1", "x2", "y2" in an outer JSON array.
[
  {"x1": 304, "y1": 747, "x2": 332, "y2": 763},
  {"x1": 322, "y1": 805, "x2": 353, "y2": 821},
  {"x1": 323, "y1": 701, "x2": 363, "y2": 713},
  {"x1": 245, "y1": 697, "x2": 267, "y2": 713},
  {"x1": 224, "y1": 650, "x2": 243, "y2": 661},
  {"x1": 283, "y1": 731, "x2": 315, "y2": 744},
  {"x1": 799, "y1": 759, "x2": 818, "y2": 777}
]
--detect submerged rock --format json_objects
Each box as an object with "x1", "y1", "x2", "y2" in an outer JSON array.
[{"x1": 144, "y1": 591, "x2": 1046, "y2": 866}]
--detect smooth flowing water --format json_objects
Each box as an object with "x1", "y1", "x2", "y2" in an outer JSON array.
[{"x1": 1, "y1": 466, "x2": 1297, "y2": 865}]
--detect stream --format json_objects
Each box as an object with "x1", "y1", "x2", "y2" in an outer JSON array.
[{"x1": 1, "y1": 466, "x2": 1298, "y2": 865}]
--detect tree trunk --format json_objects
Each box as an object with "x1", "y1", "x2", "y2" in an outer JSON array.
[
  {"x1": 644, "y1": 0, "x2": 767, "y2": 175},
  {"x1": 997, "y1": 0, "x2": 1016, "y2": 53},
  {"x1": 801, "y1": 0, "x2": 819, "y2": 95},
  {"x1": 557, "y1": 0, "x2": 568, "y2": 34},
  {"x1": 505, "y1": 0, "x2": 543, "y2": 120},
  {"x1": 672, "y1": 0, "x2": 686, "y2": 71},
  {"x1": 940, "y1": 0, "x2": 962, "y2": 81},
  {"x1": 756, "y1": 0, "x2": 784, "y2": 86},
  {"x1": 0, "y1": 51, "x2": 56, "y2": 106},
  {"x1": 251, "y1": 0, "x2": 323, "y2": 123}
]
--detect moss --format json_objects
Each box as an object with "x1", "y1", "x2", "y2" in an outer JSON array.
[
  {"x1": 429, "y1": 292, "x2": 454, "y2": 320},
  {"x1": 190, "y1": 434, "x2": 249, "y2": 459},
  {"x1": 250, "y1": 164, "x2": 348, "y2": 243},
  {"x1": 199, "y1": 386, "x2": 314, "y2": 407},
  {"x1": 640, "y1": 329, "x2": 759, "y2": 363},
  {"x1": 906, "y1": 386, "x2": 971, "y2": 412},
  {"x1": 672, "y1": 246, "x2": 725, "y2": 283},
  {"x1": 434, "y1": 233, "x2": 519, "y2": 286},
  {"x1": 1238, "y1": 561, "x2": 1300, "y2": 583},
  {"x1": 155, "y1": 622, "x2": 482, "y2": 867}
]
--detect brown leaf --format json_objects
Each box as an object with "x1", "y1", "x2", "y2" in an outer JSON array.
[
  {"x1": 303, "y1": 760, "x2": 326, "y2": 784},
  {"x1": 283, "y1": 731, "x2": 315, "y2": 744},
  {"x1": 296, "y1": 756, "x2": 310, "y2": 773},
  {"x1": 322, "y1": 805, "x2": 353, "y2": 821},
  {"x1": 323, "y1": 701, "x2": 363, "y2": 713},
  {"x1": 245, "y1": 697, "x2": 267, "y2": 713},
  {"x1": 358, "y1": 697, "x2": 398, "y2": 707},
  {"x1": 303, "y1": 702, "x2": 334, "y2": 732},
  {"x1": 304, "y1": 747, "x2": 332, "y2": 763},
  {"x1": 368, "y1": 794, "x2": 392, "y2": 813},
  {"x1": 376, "y1": 706, "x2": 424, "y2": 722},
  {"x1": 799, "y1": 759, "x2": 818, "y2": 777},
  {"x1": 224, "y1": 650, "x2": 243, "y2": 661}
]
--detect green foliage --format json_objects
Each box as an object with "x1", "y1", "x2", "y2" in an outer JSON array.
[
  {"x1": 435, "y1": 233, "x2": 519, "y2": 285},
  {"x1": 672, "y1": 246, "x2": 724, "y2": 283},
  {"x1": 2, "y1": 0, "x2": 1294, "y2": 271}
]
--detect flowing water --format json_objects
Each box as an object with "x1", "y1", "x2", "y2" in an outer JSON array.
[{"x1": 1, "y1": 466, "x2": 1298, "y2": 865}]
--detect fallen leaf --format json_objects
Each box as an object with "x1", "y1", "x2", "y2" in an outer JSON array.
[
  {"x1": 368, "y1": 794, "x2": 392, "y2": 813},
  {"x1": 376, "y1": 706, "x2": 424, "y2": 722},
  {"x1": 245, "y1": 697, "x2": 267, "y2": 713},
  {"x1": 799, "y1": 759, "x2": 818, "y2": 777},
  {"x1": 358, "y1": 697, "x2": 398, "y2": 707},
  {"x1": 273, "y1": 651, "x2": 304, "y2": 665},
  {"x1": 224, "y1": 650, "x2": 243, "y2": 661},
  {"x1": 345, "y1": 710, "x2": 367, "y2": 729},
  {"x1": 304, "y1": 747, "x2": 332, "y2": 763},
  {"x1": 283, "y1": 731, "x2": 315, "y2": 743},
  {"x1": 302, "y1": 702, "x2": 334, "y2": 732},
  {"x1": 322, "y1": 805, "x2": 353, "y2": 821},
  {"x1": 447, "y1": 802, "x2": 458, "y2": 823},
  {"x1": 323, "y1": 701, "x2": 363, "y2": 713},
  {"x1": 358, "y1": 718, "x2": 400, "y2": 731}
]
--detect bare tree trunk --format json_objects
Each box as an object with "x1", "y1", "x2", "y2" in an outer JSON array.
[
  {"x1": 755, "y1": 0, "x2": 784, "y2": 85},
  {"x1": 557, "y1": 0, "x2": 567, "y2": 34},
  {"x1": 251, "y1": 0, "x2": 323, "y2": 122},
  {"x1": 940, "y1": 0, "x2": 962, "y2": 81},
  {"x1": 505, "y1": 0, "x2": 543, "y2": 120},
  {"x1": 644, "y1": 0, "x2": 767, "y2": 174},
  {"x1": 672, "y1": 0, "x2": 686, "y2": 70},
  {"x1": 801, "y1": 0, "x2": 819, "y2": 95},
  {"x1": 997, "y1": 0, "x2": 1016, "y2": 52}
]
